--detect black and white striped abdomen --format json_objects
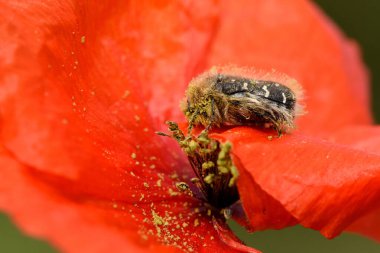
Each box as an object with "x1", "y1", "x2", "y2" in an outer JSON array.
[{"x1": 214, "y1": 74, "x2": 296, "y2": 111}]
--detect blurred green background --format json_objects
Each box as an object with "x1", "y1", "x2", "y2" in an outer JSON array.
[
  {"x1": 0, "y1": 1, "x2": 379, "y2": 253},
  {"x1": 316, "y1": 0, "x2": 380, "y2": 122}
]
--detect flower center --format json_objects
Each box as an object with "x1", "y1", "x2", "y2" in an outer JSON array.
[{"x1": 158, "y1": 122, "x2": 239, "y2": 209}]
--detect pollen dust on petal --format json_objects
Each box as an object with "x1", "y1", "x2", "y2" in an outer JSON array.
[
  {"x1": 124, "y1": 182, "x2": 218, "y2": 252},
  {"x1": 142, "y1": 202, "x2": 213, "y2": 252},
  {"x1": 117, "y1": 152, "x2": 220, "y2": 252}
]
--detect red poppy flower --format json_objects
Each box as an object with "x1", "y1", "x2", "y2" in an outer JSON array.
[{"x1": 0, "y1": 0, "x2": 379, "y2": 253}]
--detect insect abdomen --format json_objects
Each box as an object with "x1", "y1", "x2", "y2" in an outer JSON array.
[{"x1": 215, "y1": 75, "x2": 296, "y2": 111}]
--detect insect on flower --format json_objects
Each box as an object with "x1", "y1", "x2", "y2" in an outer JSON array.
[{"x1": 182, "y1": 67, "x2": 304, "y2": 135}]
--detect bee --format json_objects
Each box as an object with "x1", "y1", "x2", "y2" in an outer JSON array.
[{"x1": 181, "y1": 67, "x2": 304, "y2": 135}]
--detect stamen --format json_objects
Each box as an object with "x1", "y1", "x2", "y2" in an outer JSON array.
[{"x1": 158, "y1": 121, "x2": 240, "y2": 209}]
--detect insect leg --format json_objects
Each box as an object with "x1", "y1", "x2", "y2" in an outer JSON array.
[
  {"x1": 273, "y1": 123, "x2": 283, "y2": 138},
  {"x1": 204, "y1": 97, "x2": 215, "y2": 132},
  {"x1": 187, "y1": 108, "x2": 199, "y2": 134}
]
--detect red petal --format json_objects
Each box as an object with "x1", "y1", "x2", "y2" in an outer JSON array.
[
  {"x1": 206, "y1": 0, "x2": 371, "y2": 134},
  {"x1": 328, "y1": 126, "x2": 380, "y2": 154},
  {"x1": 213, "y1": 218, "x2": 261, "y2": 253},
  {"x1": 0, "y1": 1, "x2": 256, "y2": 252},
  {"x1": 211, "y1": 127, "x2": 380, "y2": 238},
  {"x1": 0, "y1": 147, "x2": 240, "y2": 252},
  {"x1": 348, "y1": 208, "x2": 380, "y2": 241},
  {"x1": 234, "y1": 158, "x2": 297, "y2": 231},
  {"x1": 329, "y1": 126, "x2": 380, "y2": 241},
  {"x1": 0, "y1": 149, "x2": 165, "y2": 253},
  {"x1": 0, "y1": 0, "x2": 219, "y2": 197}
]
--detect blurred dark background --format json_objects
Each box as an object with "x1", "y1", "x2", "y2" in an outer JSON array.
[{"x1": 0, "y1": 1, "x2": 379, "y2": 252}]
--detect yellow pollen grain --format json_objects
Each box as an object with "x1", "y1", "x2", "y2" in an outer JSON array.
[
  {"x1": 152, "y1": 210, "x2": 166, "y2": 226},
  {"x1": 170, "y1": 173, "x2": 178, "y2": 179},
  {"x1": 130, "y1": 171, "x2": 136, "y2": 177},
  {"x1": 80, "y1": 35, "x2": 86, "y2": 44},
  {"x1": 139, "y1": 194, "x2": 145, "y2": 201},
  {"x1": 156, "y1": 179, "x2": 162, "y2": 187},
  {"x1": 156, "y1": 227, "x2": 162, "y2": 237},
  {"x1": 143, "y1": 182, "x2": 150, "y2": 188},
  {"x1": 152, "y1": 210, "x2": 168, "y2": 237},
  {"x1": 150, "y1": 164, "x2": 156, "y2": 169},
  {"x1": 61, "y1": 118, "x2": 69, "y2": 125},
  {"x1": 182, "y1": 222, "x2": 188, "y2": 228},
  {"x1": 112, "y1": 203, "x2": 118, "y2": 209},
  {"x1": 204, "y1": 174, "x2": 214, "y2": 184},
  {"x1": 149, "y1": 156, "x2": 157, "y2": 160},
  {"x1": 207, "y1": 209, "x2": 212, "y2": 216},
  {"x1": 122, "y1": 90, "x2": 130, "y2": 98},
  {"x1": 194, "y1": 219, "x2": 200, "y2": 227},
  {"x1": 134, "y1": 115, "x2": 141, "y2": 122},
  {"x1": 131, "y1": 153, "x2": 137, "y2": 159},
  {"x1": 168, "y1": 188, "x2": 179, "y2": 196}
]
